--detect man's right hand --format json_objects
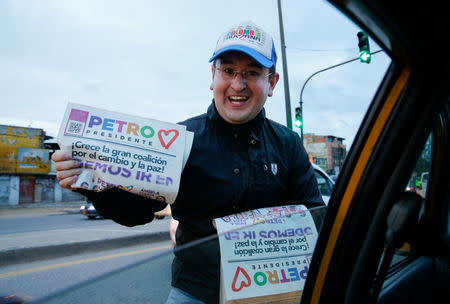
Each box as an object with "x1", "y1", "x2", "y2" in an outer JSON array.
[{"x1": 51, "y1": 151, "x2": 83, "y2": 189}]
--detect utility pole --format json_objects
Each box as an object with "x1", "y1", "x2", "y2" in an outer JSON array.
[{"x1": 277, "y1": 0, "x2": 292, "y2": 129}]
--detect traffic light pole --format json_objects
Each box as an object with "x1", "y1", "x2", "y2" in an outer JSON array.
[{"x1": 298, "y1": 50, "x2": 382, "y2": 139}]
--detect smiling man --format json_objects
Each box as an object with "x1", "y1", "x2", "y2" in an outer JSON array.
[{"x1": 52, "y1": 21, "x2": 323, "y2": 304}]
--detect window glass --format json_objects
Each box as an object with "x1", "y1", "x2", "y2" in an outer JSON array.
[
  {"x1": 406, "y1": 134, "x2": 433, "y2": 199},
  {"x1": 0, "y1": 1, "x2": 391, "y2": 303},
  {"x1": 390, "y1": 134, "x2": 433, "y2": 265}
]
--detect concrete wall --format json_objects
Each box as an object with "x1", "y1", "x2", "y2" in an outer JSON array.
[{"x1": 0, "y1": 174, "x2": 84, "y2": 205}]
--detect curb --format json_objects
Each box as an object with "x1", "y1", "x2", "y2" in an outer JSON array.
[
  {"x1": 0, "y1": 231, "x2": 171, "y2": 267},
  {"x1": 0, "y1": 204, "x2": 82, "y2": 217}
]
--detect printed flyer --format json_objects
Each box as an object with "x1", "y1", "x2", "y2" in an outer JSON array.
[
  {"x1": 215, "y1": 205, "x2": 318, "y2": 303},
  {"x1": 57, "y1": 103, "x2": 194, "y2": 204}
]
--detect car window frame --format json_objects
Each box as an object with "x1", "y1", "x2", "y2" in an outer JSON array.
[{"x1": 300, "y1": 1, "x2": 449, "y2": 303}]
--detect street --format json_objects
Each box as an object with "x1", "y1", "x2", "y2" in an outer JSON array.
[
  {"x1": 0, "y1": 212, "x2": 171, "y2": 254},
  {"x1": 0, "y1": 242, "x2": 173, "y2": 303},
  {"x1": 0, "y1": 210, "x2": 174, "y2": 303},
  {"x1": 0, "y1": 212, "x2": 115, "y2": 235}
]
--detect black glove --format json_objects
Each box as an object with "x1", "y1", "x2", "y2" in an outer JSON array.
[{"x1": 79, "y1": 188, "x2": 167, "y2": 227}]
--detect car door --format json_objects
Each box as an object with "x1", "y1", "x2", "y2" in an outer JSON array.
[{"x1": 300, "y1": 1, "x2": 450, "y2": 304}]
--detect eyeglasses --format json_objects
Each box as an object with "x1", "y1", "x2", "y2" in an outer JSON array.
[{"x1": 214, "y1": 67, "x2": 272, "y2": 82}]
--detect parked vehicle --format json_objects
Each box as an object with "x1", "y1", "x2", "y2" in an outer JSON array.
[
  {"x1": 79, "y1": 200, "x2": 100, "y2": 219},
  {"x1": 312, "y1": 163, "x2": 334, "y2": 205}
]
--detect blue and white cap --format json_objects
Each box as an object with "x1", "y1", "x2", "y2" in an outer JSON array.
[{"x1": 209, "y1": 21, "x2": 277, "y2": 68}]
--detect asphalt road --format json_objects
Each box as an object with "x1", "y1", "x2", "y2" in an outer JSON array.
[
  {"x1": 0, "y1": 210, "x2": 172, "y2": 268},
  {"x1": 0, "y1": 241, "x2": 174, "y2": 303},
  {"x1": 0, "y1": 212, "x2": 171, "y2": 249},
  {"x1": 0, "y1": 211, "x2": 171, "y2": 235},
  {"x1": 0, "y1": 212, "x2": 112, "y2": 235}
]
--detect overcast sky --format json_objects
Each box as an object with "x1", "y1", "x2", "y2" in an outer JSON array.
[{"x1": 1, "y1": 0, "x2": 390, "y2": 147}]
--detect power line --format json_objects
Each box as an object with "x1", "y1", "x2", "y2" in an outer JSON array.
[{"x1": 288, "y1": 48, "x2": 356, "y2": 52}]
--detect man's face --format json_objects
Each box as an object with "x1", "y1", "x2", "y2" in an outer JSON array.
[{"x1": 210, "y1": 52, "x2": 279, "y2": 125}]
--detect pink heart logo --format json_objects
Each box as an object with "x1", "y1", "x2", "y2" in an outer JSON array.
[
  {"x1": 158, "y1": 129, "x2": 179, "y2": 150},
  {"x1": 231, "y1": 266, "x2": 251, "y2": 292}
]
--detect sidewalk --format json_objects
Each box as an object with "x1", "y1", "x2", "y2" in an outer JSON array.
[
  {"x1": 0, "y1": 202, "x2": 171, "y2": 266},
  {"x1": 0, "y1": 201, "x2": 83, "y2": 217}
]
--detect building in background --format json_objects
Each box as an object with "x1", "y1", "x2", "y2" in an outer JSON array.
[
  {"x1": 303, "y1": 133, "x2": 347, "y2": 178},
  {"x1": 0, "y1": 124, "x2": 83, "y2": 205}
]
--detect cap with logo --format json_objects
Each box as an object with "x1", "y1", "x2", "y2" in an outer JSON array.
[{"x1": 209, "y1": 21, "x2": 277, "y2": 68}]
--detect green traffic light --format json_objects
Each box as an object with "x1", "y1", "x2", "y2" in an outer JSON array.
[
  {"x1": 294, "y1": 106, "x2": 303, "y2": 129},
  {"x1": 359, "y1": 51, "x2": 371, "y2": 63},
  {"x1": 357, "y1": 31, "x2": 371, "y2": 64}
]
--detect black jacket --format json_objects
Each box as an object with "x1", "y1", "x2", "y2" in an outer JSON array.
[{"x1": 87, "y1": 101, "x2": 324, "y2": 303}]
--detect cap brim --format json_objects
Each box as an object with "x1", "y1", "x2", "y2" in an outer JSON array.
[{"x1": 209, "y1": 45, "x2": 274, "y2": 68}]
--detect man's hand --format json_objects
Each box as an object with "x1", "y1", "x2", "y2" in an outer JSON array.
[
  {"x1": 170, "y1": 218, "x2": 179, "y2": 246},
  {"x1": 51, "y1": 151, "x2": 82, "y2": 189}
]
